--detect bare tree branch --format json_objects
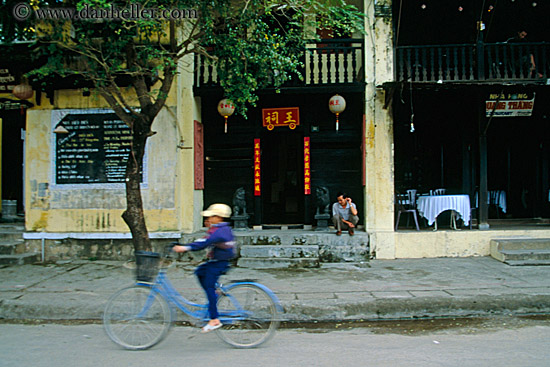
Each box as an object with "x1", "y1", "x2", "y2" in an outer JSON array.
[{"x1": 98, "y1": 86, "x2": 134, "y2": 127}]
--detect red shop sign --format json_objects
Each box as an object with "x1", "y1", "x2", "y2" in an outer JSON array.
[{"x1": 262, "y1": 107, "x2": 300, "y2": 130}]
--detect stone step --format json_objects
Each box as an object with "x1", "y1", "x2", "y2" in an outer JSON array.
[
  {"x1": 185, "y1": 230, "x2": 370, "y2": 264},
  {"x1": 0, "y1": 239, "x2": 26, "y2": 255},
  {"x1": 493, "y1": 238, "x2": 550, "y2": 250},
  {"x1": 234, "y1": 231, "x2": 368, "y2": 247},
  {"x1": 259, "y1": 224, "x2": 306, "y2": 230},
  {"x1": 504, "y1": 260, "x2": 550, "y2": 266},
  {"x1": 237, "y1": 257, "x2": 320, "y2": 269},
  {"x1": 490, "y1": 238, "x2": 550, "y2": 265},
  {"x1": 499, "y1": 249, "x2": 550, "y2": 261},
  {"x1": 239, "y1": 245, "x2": 319, "y2": 259},
  {"x1": 0, "y1": 253, "x2": 41, "y2": 265},
  {"x1": 0, "y1": 223, "x2": 25, "y2": 230},
  {"x1": 0, "y1": 229, "x2": 25, "y2": 241}
]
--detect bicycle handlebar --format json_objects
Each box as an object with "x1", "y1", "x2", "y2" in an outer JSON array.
[{"x1": 162, "y1": 242, "x2": 180, "y2": 258}]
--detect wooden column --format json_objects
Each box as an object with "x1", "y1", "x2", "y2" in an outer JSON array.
[{"x1": 478, "y1": 92, "x2": 489, "y2": 230}]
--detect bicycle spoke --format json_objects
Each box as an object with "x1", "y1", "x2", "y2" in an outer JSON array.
[
  {"x1": 215, "y1": 284, "x2": 279, "y2": 348},
  {"x1": 104, "y1": 286, "x2": 172, "y2": 350}
]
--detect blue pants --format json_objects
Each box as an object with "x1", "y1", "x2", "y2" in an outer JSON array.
[{"x1": 195, "y1": 260, "x2": 229, "y2": 320}]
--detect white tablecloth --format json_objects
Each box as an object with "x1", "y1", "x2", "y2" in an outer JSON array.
[
  {"x1": 474, "y1": 190, "x2": 507, "y2": 213},
  {"x1": 417, "y1": 195, "x2": 471, "y2": 226}
]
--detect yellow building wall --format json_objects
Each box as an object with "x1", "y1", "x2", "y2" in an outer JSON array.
[
  {"x1": 394, "y1": 229, "x2": 550, "y2": 258},
  {"x1": 176, "y1": 54, "x2": 204, "y2": 233},
  {"x1": 24, "y1": 75, "x2": 198, "y2": 233}
]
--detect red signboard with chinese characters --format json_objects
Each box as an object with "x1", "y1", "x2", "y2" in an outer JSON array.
[
  {"x1": 262, "y1": 107, "x2": 300, "y2": 130},
  {"x1": 304, "y1": 137, "x2": 311, "y2": 195},
  {"x1": 254, "y1": 139, "x2": 261, "y2": 196}
]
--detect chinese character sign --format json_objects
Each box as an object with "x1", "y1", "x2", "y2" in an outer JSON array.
[
  {"x1": 304, "y1": 137, "x2": 311, "y2": 195},
  {"x1": 254, "y1": 139, "x2": 261, "y2": 196},
  {"x1": 262, "y1": 107, "x2": 300, "y2": 130}
]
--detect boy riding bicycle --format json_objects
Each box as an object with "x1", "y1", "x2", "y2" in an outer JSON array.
[{"x1": 173, "y1": 203, "x2": 236, "y2": 332}]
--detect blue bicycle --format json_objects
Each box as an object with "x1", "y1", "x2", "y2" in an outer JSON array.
[{"x1": 103, "y1": 245, "x2": 282, "y2": 350}]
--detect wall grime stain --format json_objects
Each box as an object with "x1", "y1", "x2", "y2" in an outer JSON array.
[
  {"x1": 31, "y1": 212, "x2": 49, "y2": 231},
  {"x1": 367, "y1": 121, "x2": 375, "y2": 149}
]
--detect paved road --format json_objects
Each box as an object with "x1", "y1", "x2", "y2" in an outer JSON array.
[{"x1": 1, "y1": 317, "x2": 549, "y2": 367}]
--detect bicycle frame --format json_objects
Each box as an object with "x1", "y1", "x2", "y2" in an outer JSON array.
[
  {"x1": 136, "y1": 268, "x2": 208, "y2": 322},
  {"x1": 136, "y1": 267, "x2": 283, "y2": 325}
]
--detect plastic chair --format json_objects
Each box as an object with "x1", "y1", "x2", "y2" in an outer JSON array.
[
  {"x1": 395, "y1": 191, "x2": 420, "y2": 231},
  {"x1": 406, "y1": 189, "x2": 417, "y2": 208},
  {"x1": 488, "y1": 190, "x2": 501, "y2": 219},
  {"x1": 430, "y1": 188, "x2": 455, "y2": 229},
  {"x1": 470, "y1": 201, "x2": 477, "y2": 230},
  {"x1": 431, "y1": 188, "x2": 446, "y2": 195}
]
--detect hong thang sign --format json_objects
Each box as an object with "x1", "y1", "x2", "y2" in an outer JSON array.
[{"x1": 486, "y1": 92, "x2": 535, "y2": 117}]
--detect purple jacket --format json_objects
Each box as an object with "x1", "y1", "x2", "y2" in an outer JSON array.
[{"x1": 186, "y1": 222, "x2": 235, "y2": 261}]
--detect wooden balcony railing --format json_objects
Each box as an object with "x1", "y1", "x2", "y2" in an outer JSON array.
[
  {"x1": 396, "y1": 42, "x2": 550, "y2": 83},
  {"x1": 194, "y1": 39, "x2": 364, "y2": 90}
]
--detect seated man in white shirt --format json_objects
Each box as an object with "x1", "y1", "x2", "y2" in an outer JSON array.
[{"x1": 332, "y1": 192, "x2": 359, "y2": 236}]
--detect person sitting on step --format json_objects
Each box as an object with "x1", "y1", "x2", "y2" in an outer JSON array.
[{"x1": 332, "y1": 192, "x2": 359, "y2": 236}]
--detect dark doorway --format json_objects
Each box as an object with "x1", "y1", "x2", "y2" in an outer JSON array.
[
  {"x1": 487, "y1": 114, "x2": 550, "y2": 219},
  {"x1": 261, "y1": 129, "x2": 303, "y2": 224},
  {"x1": 1, "y1": 109, "x2": 25, "y2": 215}
]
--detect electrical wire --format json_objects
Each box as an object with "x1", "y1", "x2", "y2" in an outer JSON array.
[
  {"x1": 485, "y1": 0, "x2": 499, "y2": 42},
  {"x1": 395, "y1": 0, "x2": 403, "y2": 47},
  {"x1": 409, "y1": 80, "x2": 415, "y2": 133},
  {"x1": 476, "y1": 0, "x2": 487, "y2": 42}
]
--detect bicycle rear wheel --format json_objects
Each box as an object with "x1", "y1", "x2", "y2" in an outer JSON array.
[
  {"x1": 216, "y1": 284, "x2": 279, "y2": 348},
  {"x1": 103, "y1": 285, "x2": 172, "y2": 350}
]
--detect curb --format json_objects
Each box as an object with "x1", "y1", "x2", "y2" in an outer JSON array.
[{"x1": 2, "y1": 294, "x2": 549, "y2": 323}]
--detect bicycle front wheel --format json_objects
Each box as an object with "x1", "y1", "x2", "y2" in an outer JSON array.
[
  {"x1": 216, "y1": 284, "x2": 279, "y2": 348},
  {"x1": 103, "y1": 285, "x2": 172, "y2": 350}
]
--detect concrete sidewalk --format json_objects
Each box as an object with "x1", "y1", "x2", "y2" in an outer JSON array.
[{"x1": 1, "y1": 257, "x2": 550, "y2": 322}]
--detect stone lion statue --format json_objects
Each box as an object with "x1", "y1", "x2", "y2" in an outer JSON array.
[
  {"x1": 232, "y1": 187, "x2": 247, "y2": 216},
  {"x1": 315, "y1": 186, "x2": 330, "y2": 216}
]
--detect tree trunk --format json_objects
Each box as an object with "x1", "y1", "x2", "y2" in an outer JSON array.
[{"x1": 122, "y1": 116, "x2": 152, "y2": 252}]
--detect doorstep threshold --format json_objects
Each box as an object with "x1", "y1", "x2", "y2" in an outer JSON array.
[{"x1": 255, "y1": 224, "x2": 308, "y2": 230}]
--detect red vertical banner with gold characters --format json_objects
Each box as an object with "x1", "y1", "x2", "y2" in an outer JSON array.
[
  {"x1": 254, "y1": 139, "x2": 261, "y2": 196},
  {"x1": 304, "y1": 137, "x2": 311, "y2": 195}
]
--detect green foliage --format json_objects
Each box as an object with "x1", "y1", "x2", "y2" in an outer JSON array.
[
  {"x1": 2, "y1": 0, "x2": 364, "y2": 118},
  {"x1": 1, "y1": 0, "x2": 32, "y2": 42}
]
